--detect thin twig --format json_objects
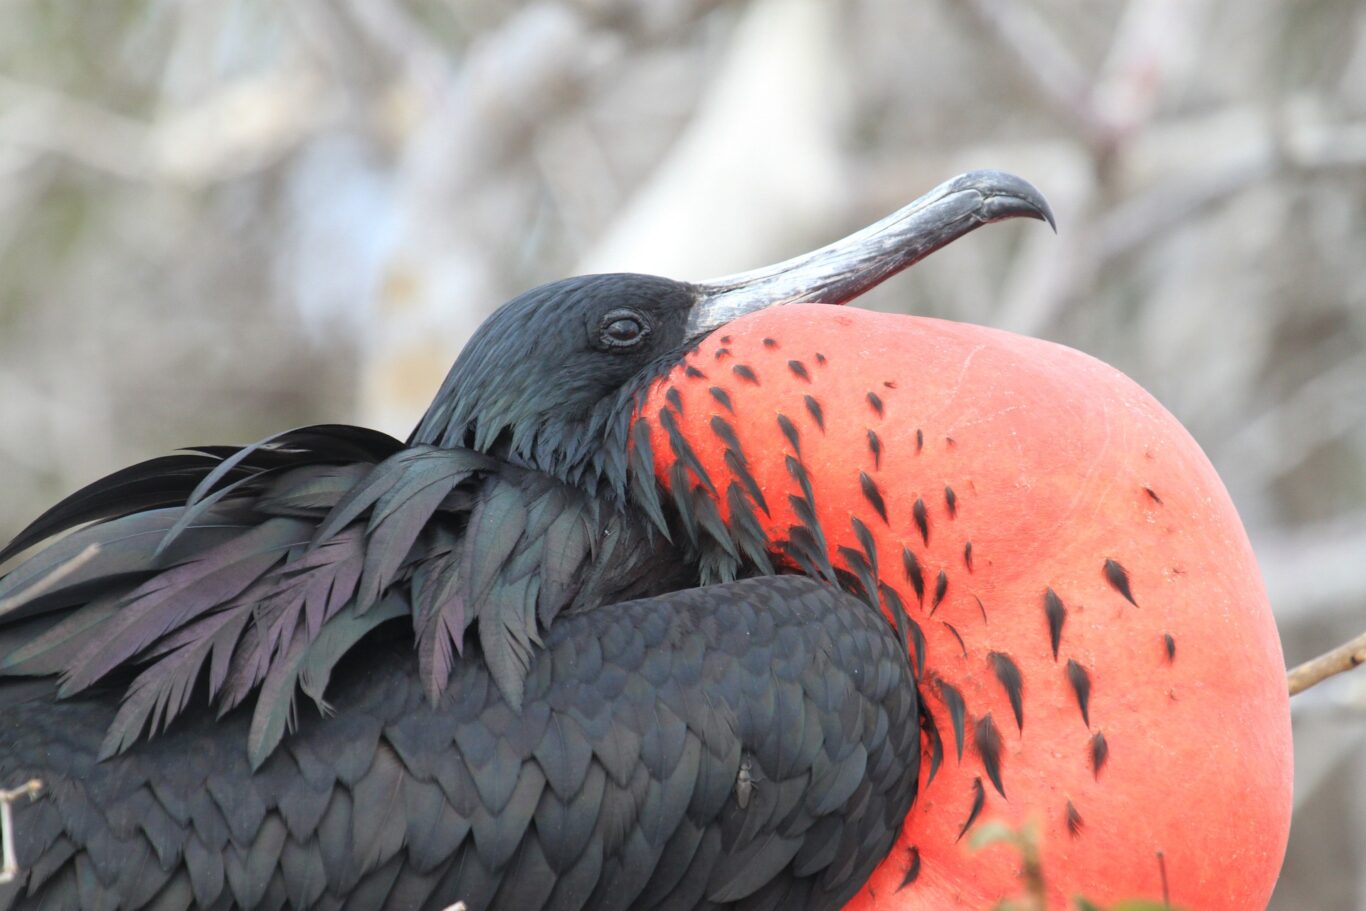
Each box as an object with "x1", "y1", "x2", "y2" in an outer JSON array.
[
  {"x1": 0, "y1": 779, "x2": 44, "y2": 885},
  {"x1": 1288, "y1": 631, "x2": 1366, "y2": 696},
  {"x1": 956, "y1": 0, "x2": 1115, "y2": 149},
  {"x1": 0, "y1": 69, "x2": 332, "y2": 185},
  {"x1": 0, "y1": 543, "x2": 101, "y2": 614}
]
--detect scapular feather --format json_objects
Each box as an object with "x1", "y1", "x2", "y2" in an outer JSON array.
[
  {"x1": 537, "y1": 507, "x2": 592, "y2": 624},
  {"x1": 155, "y1": 473, "x2": 265, "y2": 559},
  {"x1": 255, "y1": 464, "x2": 373, "y2": 515},
  {"x1": 358, "y1": 453, "x2": 478, "y2": 610},
  {"x1": 0, "y1": 407, "x2": 765, "y2": 763},
  {"x1": 0, "y1": 454, "x2": 228, "y2": 565},
  {"x1": 61, "y1": 518, "x2": 313, "y2": 696},
  {"x1": 416, "y1": 595, "x2": 462, "y2": 704},
  {"x1": 2, "y1": 598, "x2": 122, "y2": 676},
  {"x1": 182, "y1": 425, "x2": 400, "y2": 518},
  {"x1": 101, "y1": 607, "x2": 253, "y2": 759},
  {"x1": 250, "y1": 595, "x2": 409, "y2": 769},
  {"x1": 0, "y1": 507, "x2": 250, "y2": 620}
]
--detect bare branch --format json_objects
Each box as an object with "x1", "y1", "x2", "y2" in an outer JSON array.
[
  {"x1": 1289, "y1": 631, "x2": 1366, "y2": 696},
  {"x1": 1218, "y1": 352, "x2": 1366, "y2": 499},
  {"x1": 1096, "y1": 107, "x2": 1366, "y2": 264},
  {"x1": 1255, "y1": 514, "x2": 1366, "y2": 627},
  {"x1": 0, "y1": 544, "x2": 101, "y2": 612},
  {"x1": 338, "y1": 0, "x2": 455, "y2": 92},
  {"x1": 0, "y1": 779, "x2": 43, "y2": 886},
  {"x1": 1093, "y1": 0, "x2": 1210, "y2": 136},
  {"x1": 1094, "y1": 156, "x2": 1276, "y2": 264},
  {"x1": 0, "y1": 75, "x2": 152, "y2": 180},
  {"x1": 956, "y1": 0, "x2": 1115, "y2": 148},
  {"x1": 0, "y1": 68, "x2": 336, "y2": 186}
]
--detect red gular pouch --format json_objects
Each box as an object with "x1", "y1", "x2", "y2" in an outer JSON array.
[{"x1": 639, "y1": 303, "x2": 1292, "y2": 911}]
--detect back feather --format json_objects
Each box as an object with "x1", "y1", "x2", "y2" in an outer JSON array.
[{"x1": 0, "y1": 425, "x2": 695, "y2": 768}]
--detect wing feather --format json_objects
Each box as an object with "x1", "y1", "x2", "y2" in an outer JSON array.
[{"x1": 0, "y1": 416, "x2": 750, "y2": 771}]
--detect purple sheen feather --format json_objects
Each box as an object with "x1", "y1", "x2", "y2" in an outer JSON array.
[
  {"x1": 257, "y1": 464, "x2": 372, "y2": 515},
  {"x1": 417, "y1": 607, "x2": 458, "y2": 706},
  {"x1": 216, "y1": 620, "x2": 271, "y2": 714},
  {"x1": 357, "y1": 477, "x2": 457, "y2": 612},
  {"x1": 309, "y1": 444, "x2": 467, "y2": 547},
  {"x1": 156, "y1": 472, "x2": 262, "y2": 558},
  {"x1": 99, "y1": 607, "x2": 251, "y2": 759},
  {"x1": 252, "y1": 596, "x2": 406, "y2": 768},
  {"x1": 1, "y1": 598, "x2": 122, "y2": 675},
  {"x1": 59, "y1": 518, "x2": 312, "y2": 695},
  {"x1": 461, "y1": 482, "x2": 529, "y2": 608}
]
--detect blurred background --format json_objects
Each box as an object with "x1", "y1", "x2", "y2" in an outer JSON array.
[{"x1": 0, "y1": 0, "x2": 1363, "y2": 905}]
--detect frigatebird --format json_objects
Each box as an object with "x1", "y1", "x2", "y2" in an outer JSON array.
[
  {"x1": 0, "y1": 167, "x2": 1292, "y2": 911},
  {"x1": 0, "y1": 172, "x2": 1045, "y2": 911}
]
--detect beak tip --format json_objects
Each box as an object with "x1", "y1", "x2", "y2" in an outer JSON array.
[
  {"x1": 1037, "y1": 201, "x2": 1058, "y2": 233},
  {"x1": 963, "y1": 169, "x2": 1057, "y2": 233}
]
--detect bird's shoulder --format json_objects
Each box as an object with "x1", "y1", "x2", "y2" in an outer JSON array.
[{"x1": 0, "y1": 424, "x2": 685, "y2": 767}]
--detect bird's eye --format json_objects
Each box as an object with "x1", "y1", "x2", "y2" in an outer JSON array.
[{"x1": 598, "y1": 310, "x2": 649, "y2": 349}]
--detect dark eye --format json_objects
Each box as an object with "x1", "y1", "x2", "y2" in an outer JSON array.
[{"x1": 598, "y1": 310, "x2": 649, "y2": 349}]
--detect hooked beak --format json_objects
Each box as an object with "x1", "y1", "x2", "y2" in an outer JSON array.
[{"x1": 684, "y1": 170, "x2": 1054, "y2": 340}]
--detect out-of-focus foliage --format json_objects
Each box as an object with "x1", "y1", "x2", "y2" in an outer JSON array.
[
  {"x1": 971, "y1": 821, "x2": 1188, "y2": 911},
  {"x1": 0, "y1": 0, "x2": 1363, "y2": 905}
]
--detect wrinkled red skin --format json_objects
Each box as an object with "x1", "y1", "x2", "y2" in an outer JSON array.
[{"x1": 640, "y1": 305, "x2": 1291, "y2": 911}]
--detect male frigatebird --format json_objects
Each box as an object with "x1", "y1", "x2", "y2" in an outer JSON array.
[{"x1": 0, "y1": 168, "x2": 1290, "y2": 911}]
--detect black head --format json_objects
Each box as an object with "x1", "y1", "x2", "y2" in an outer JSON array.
[
  {"x1": 408, "y1": 171, "x2": 1053, "y2": 497},
  {"x1": 410, "y1": 273, "x2": 702, "y2": 489}
]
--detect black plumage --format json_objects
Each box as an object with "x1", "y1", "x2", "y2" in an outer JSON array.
[
  {"x1": 1, "y1": 579, "x2": 917, "y2": 911},
  {"x1": 0, "y1": 274, "x2": 921, "y2": 910},
  {"x1": 858, "y1": 474, "x2": 888, "y2": 525},
  {"x1": 940, "y1": 621, "x2": 966, "y2": 658},
  {"x1": 930, "y1": 570, "x2": 948, "y2": 615},
  {"x1": 802, "y1": 396, "x2": 825, "y2": 433},
  {"x1": 731, "y1": 365, "x2": 759, "y2": 385},
  {"x1": 1066, "y1": 800, "x2": 1084, "y2": 838},
  {"x1": 936, "y1": 679, "x2": 967, "y2": 764},
  {"x1": 1043, "y1": 587, "x2": 1066, "y2": 661},
  {"x1": 974, "y1": 715, "x2": 1006, "y2": 798},
  {"x1": 776, "y1": 414, "x2": 801, "y2": 457},
  {"x1": 1102, "y1": 558, "x2": 1138, "y2": 606},
  {"x1": 897, "y1": 845, "x2": 920, "y2": 890},
  {"x1": 987, "y1": 652, "x2": 1024, "y2": 734},
  {"x1": 900, "y1": 548, "x2": 925, "y2": 608},
  {"x1": 911, "y1": 499, "x2": 929, "y2": 547},
  {"x1": 955, "y1": 778, "x2": 985, "y2": 843},
  {"x1": 1065, "y1": 659, "x2": 1092, "y2": 728},
  {"x1": 1089, "y1": 732, "x2": 1110, "y2": 780}
]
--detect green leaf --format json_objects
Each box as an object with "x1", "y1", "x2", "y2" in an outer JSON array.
[{"x1": 970, "y1": 820, "x2": 1020, "y2": 851}]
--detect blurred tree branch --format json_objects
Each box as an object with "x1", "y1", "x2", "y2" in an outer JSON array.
[
  {"x1": 1290, "y1": 631, "x2": 1366, "y2": 696},
  {"x1": 0, "y1": 68, "x2": 336, "y2": 185}
]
